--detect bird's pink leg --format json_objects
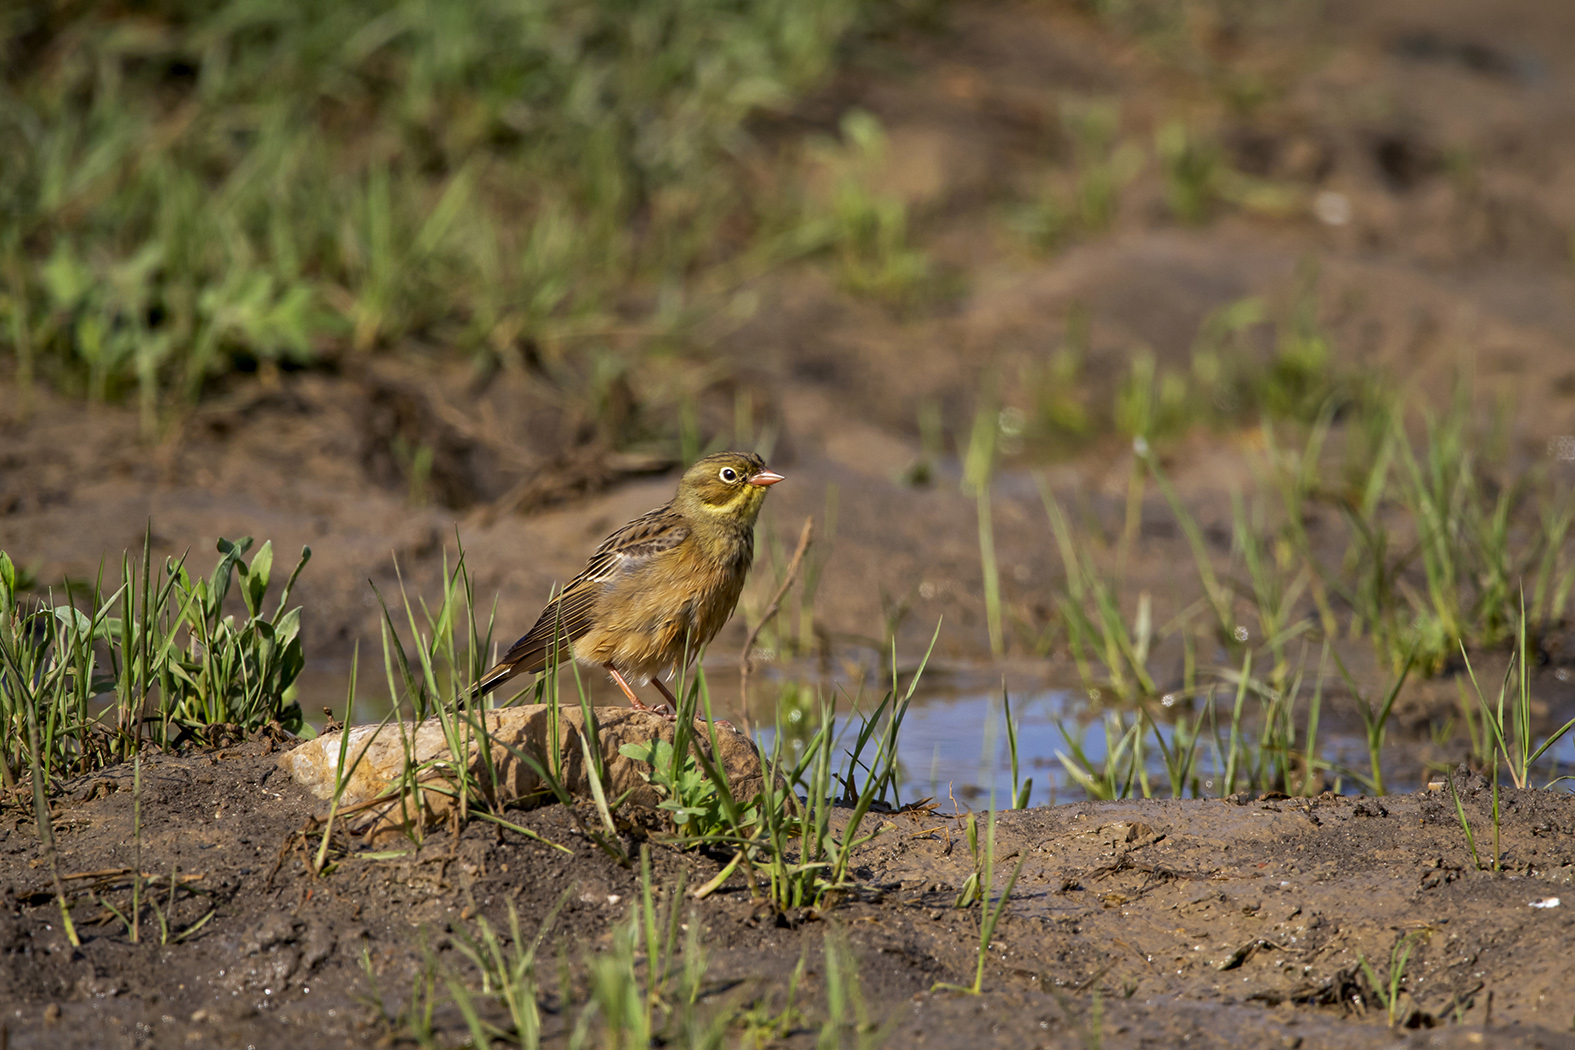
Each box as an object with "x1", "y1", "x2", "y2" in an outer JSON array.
[
  {"x1": 649, "y1": 677, "x2": 681, "y2": 709},
  {"x1": 641, "y1": 676, "x2": 678, "y2": 720},
  {"x1": 604, "y1": 664, "x2": 653, "y2": 711}
]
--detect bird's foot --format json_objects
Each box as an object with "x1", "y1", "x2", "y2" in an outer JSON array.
[{"x1": 627, "y1": 697, "x2": 679, "y2": 723}]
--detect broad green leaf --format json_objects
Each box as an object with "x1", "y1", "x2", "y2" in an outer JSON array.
[
  {"x1": 274, "y1": 606, "x2": 302, "y2": 647},
  {"x1": 0, "y1": 552, "x2": 15, "y2": 604},
  {"x1": 242, "y1": 541, "x2": 273, "y2": 617}
]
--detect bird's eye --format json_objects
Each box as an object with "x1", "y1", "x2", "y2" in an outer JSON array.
[{"x1": 719, "y1": 467, "x2": 738, "y2": 483}]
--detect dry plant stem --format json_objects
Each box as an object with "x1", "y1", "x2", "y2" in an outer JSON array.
[
  {"x1": 738, "y1": 516, "x2": 814, "y2": 734},
  {"x1": 24, "y1": 695, "x2": 78, "y2": 947},
  {"x1": 132, "y1": 751, "x2": 142, "y2": 944}
]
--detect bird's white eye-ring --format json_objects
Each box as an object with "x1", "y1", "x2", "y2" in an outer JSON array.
[{"x1": 719, "y1": 467, "x2": 739, "y2": 483}]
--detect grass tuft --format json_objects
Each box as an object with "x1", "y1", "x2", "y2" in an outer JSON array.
[{"x1": 0, "y1": 531, "x2": 309, "y2": 784}]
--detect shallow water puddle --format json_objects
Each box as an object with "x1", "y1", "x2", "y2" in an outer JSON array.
[
  {"x1": 295, "y1": 664, "x2": 1575, "y2": 805},
  {"x1": 756, "y1": 686, "x2": 1386, "y2": 809}
]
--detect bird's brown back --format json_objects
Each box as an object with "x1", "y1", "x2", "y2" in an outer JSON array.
[
  {"x1": 476, "y1": 450, "x2": 774, "y2": 696},
  {"x1": 490, "y1": 503, "x2": 693, "y2": 677}
]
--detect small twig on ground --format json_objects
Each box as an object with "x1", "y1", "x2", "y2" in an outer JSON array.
[{"x1": 739, "y1": 517, "x2": 814, "y2": 736}]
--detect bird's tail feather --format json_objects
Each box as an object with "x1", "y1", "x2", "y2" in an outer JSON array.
[
  {"x1": 473, "y1": 637, "x2": 568, "y2": 697},
  {"x1": 474, "y1": 660, "x2": 521, "y2": 696}
]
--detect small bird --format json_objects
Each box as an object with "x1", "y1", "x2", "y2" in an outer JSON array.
[{"x1": 477, "y1": 451, "x2": 784, "y2": 711}]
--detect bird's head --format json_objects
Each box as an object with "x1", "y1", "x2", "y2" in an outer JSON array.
[{"x1": 677, "y1": 451, "x2": 783, "y2": 528}]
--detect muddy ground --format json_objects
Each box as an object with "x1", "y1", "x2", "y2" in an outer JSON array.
[
  {"x1": 7, "y1": 0, "x2": 1575, "y2": 1046},
  {"x1": 4, "y1": 738, "x2": 1575, "y2": 1049}
]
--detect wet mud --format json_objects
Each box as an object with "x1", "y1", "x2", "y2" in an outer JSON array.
[{"x1": 4, "y1": 740, "x2": 1575, "y2": 1048}]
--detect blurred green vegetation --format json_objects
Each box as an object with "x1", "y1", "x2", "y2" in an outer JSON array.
[
  {"x1": 995, "y1": 266, "x2": 1356, "y2": 463},
  {"x1": 0, "y1": 0, "x2": 915, "y2": 429}
]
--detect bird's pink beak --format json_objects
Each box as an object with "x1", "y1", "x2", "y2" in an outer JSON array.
[{"x1": 748, "y1": 469, "x2": 785, "y2": 487}]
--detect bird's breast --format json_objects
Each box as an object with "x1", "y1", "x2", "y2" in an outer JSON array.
[{"x1": 572, "y1": 535, "x2": 752, "y2": 678}]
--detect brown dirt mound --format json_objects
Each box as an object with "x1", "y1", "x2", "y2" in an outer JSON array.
[{"x1": 4, "y1": 739, "x2": 1575, "y2": 1048}]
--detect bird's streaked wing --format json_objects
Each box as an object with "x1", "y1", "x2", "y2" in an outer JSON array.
[{"x1": 490, "y1": 505, "x2": 689, "y2": 676}]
